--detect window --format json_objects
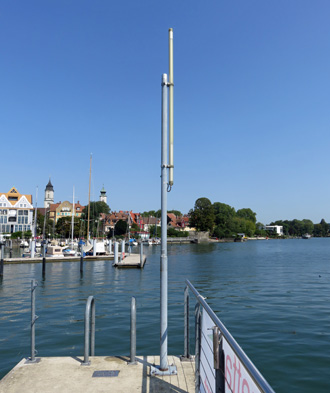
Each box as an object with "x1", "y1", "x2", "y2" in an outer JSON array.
[
  {"x1": 18, "y1": 210, "x2": 23, "y2": 215},
  {"x1": 24, "y1": 210, "x2": 28, "y2": 215},
  {"x1": 8, "y1": 196, "x2": 18, "y2": 201},
  {"x1": 18, "y1": 225, "x2": 22, "y2": 231}
]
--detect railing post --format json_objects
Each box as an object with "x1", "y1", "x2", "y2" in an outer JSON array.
[
  {"x1": 129, "y1": 297, "x2": 137, "y2": 365},
  {"x1": 82, "y1": 296, "x2": 95, "y2": 366},
  {"x1": 195, "y1": 302, "x2": 201, "y2": 393},
  {"x1": 213, "y1": 327, "x2": 225, "y2": 393},
  {"x1": 184, "y1": 285, "x2": 190, "y2": 359},
  {"x1": 140, "y1": 242, "x2": 143, "y2": 265},
  {"x1": 28, "y1": 279, "x2": 39, "y2": 363}
]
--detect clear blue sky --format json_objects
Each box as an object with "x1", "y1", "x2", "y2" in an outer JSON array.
[{"x1": 1, "y1": 0, "x2": 330, "y2": 224}]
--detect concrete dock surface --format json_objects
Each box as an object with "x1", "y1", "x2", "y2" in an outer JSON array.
[
  {"x1": 0, "y1": 355, "x2": 195, "y2": 393},
  {"x1": 113, "y1": 253, "x2": 147, "y2": 268}
]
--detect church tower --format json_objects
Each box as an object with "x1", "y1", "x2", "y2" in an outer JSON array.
[
  {"x1": 99, "y1": 186, "x2": 107, "y2": 204},
  {"x1": 44, "y1": 178, "x2": 54, "y2": 208}
]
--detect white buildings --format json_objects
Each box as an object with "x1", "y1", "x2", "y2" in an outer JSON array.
[
  {"x1": 0, "y1": 187, "x2": 34, "y2": 233},
  {"x1": 265, "y1": 225, "x2": 283, "y2": 236}
]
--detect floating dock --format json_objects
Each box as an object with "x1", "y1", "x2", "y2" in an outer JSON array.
[
  {"x1": 3, "y1": 254, "x2": 114, "y2": 264},
  {"x1": 113, "y1": 253, "x2": 147, "y2": 268},
  {"x1": 0, "y1": 355, "x2": 195, "y2": 393}
]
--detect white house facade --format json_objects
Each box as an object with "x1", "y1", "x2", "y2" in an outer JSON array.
[{"x1": 0, "y1": 187, "x2": 34, "y2": 233}]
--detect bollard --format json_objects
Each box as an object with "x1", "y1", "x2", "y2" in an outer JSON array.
[
  {"x1": 129, "y1": 297, "x2": 137, "y2": 365},
  {"x1": 80, "y1": 242, "x2": 84, "y2": 273},
  {"x1": 109, "y1": 239, "x2": 112, "y2": 253},
  {"x1": 114, "y1": 242, "x2": 118, "y2": 265}
]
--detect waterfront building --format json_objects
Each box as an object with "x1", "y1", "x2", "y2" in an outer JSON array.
[
  {"x1": 49, "y1": 201, "x2": 85, "y2": 223},
  {"x1": 44, "y1": 178, "x2": 54, "y2": 208},
  {"x1": 0, "y1": 187, "x2": 33, "y2": 233},
  {"x1": 265, "y1": 225, "x2": 283, "y2": 236},
  {"x1": 99, "y1": 186, "x2": 107, "y2": 204}
]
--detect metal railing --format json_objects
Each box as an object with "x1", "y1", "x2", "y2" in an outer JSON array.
[
  {"x1": 82, "y1": 296, "x2": 95, "y2": 365},
  {"x1": 185, "y1": 279, "x2": 275, "y2": 393}
]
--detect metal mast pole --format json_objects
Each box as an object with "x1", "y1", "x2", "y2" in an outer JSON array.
[
  {"x1": 151, "y1": 28, "x2": 176, "y2": 377},
  {"x1": 168, "y1": 28, "x2": 174, "y2": 187},
  {"x1": 87, "y1": 154, "x2": 92, "y2": 241},
  {"x1": 160, "y1": 73, "x2": 168, "y2": 371}
]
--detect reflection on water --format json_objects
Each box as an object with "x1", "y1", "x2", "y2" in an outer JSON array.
[{"x1": 0, "y1": 240, "x2": 330, "y2": 392}]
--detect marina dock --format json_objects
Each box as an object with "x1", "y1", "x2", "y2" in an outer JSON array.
[
  {"x1": 113, "y1": 253, "x2": 147, "y2": 268},
  {"x1": 3, "y1": 254, "x2": 114, "y2": 264},
  {"x1": 0, "y1": 355, "x2": 195, "y2": 393}
]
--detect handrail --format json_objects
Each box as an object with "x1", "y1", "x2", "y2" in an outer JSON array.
[
  {"x1": 82, "y1": 296, "x2": 95, "y2": 365},
  {"x1": 185, "y1": 279, "x2": 275, "y2": 393}
]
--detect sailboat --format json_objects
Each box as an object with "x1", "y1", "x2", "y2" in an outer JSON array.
[{"x1": 63, "y1": 187, "x2": 79, "y2": 256}]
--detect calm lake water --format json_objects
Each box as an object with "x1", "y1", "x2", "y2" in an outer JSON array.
[{"x1": 0, "y1": 239, "x2": 329, "y2": 392}]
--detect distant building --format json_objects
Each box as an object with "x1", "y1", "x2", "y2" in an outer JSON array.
[
  {"x1": 265, "y1": 225, "x2": 283, "y2": 236},
  {"x1": 99, "y1": 186, "x2": 107, "y2": 204},
  {"x1": 44, "y1": 178, "x2": 54, "y2": 208},
  {"x1": 0, "y1": 187, "x2": 33, "y2": 233},
  {"x1": 49, "y1": 201, "x2": 85, "y2": 223}
]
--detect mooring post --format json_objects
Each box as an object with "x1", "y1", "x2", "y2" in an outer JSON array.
[
  {"x1": 0, "y1": 243, "x2": 4, "y2": 277},
  {"x1": 42, "y1": 241, "x2": 46, "y2": 276},
  {"x1": 140, "y1": 241, "x2": 143, "y2": 265},
  {"x1": 121, "y1": 239, "x2": 125, "y2": 259},
  {"x1": 80, "y1": 243, "x2": 84, "y2": 273},
  {"x1": 109, "y1": 239, "x2": 112, "y2": 253},
  {"x1": 114, "y1": 241, "x2": 118, "y2": 265},
  {"x1": 9, "y1": 240, "x2": 12, "y2": 259},
  {"x1": 129, "y1": 297, "x2": 137, "y2": 365}
]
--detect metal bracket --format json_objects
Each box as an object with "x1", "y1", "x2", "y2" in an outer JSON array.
[{"x1": 150, "y1": 364, "x2": 177, "y2": 376}]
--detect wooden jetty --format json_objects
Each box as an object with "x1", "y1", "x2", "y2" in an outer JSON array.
[
  {"x1": 113, "y1": 253, "x2": 147, "y2": 268},
  {"x1": 0, "y1": 355, "x2": 195, "y2": 393}
]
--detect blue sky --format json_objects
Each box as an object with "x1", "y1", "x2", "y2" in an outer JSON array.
[{"x1": 1, "y1": 0, "x2": 330, "y2": 224}]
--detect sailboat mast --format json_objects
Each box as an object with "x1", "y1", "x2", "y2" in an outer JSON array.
[
  {"x1": 87, "y1": 154, "x2": 92, "y2": 240},
  {"x1": 71, "y1": 186, "x2": 75, "y2": 247}
]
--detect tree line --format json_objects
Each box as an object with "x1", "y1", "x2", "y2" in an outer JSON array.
[
  {"x1": 188, "y1": 197, "x2": 330, "y2": 238},
  {"x1": 189, "y1": 197, "x2": 259, "y2": 238}
]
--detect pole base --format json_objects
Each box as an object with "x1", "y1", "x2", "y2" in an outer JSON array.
[
  {"x1": 150, "y1": 365, "x2": 177, "y2": 376},
  {"x1": 180, "y1": 355, "x2": 194, "y2": 362},
  {"x1": 25, "y1": 358, "x2": 41, "y2": 364}
]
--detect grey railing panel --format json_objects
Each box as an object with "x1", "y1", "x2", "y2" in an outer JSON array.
[{"x1": 186, "y1": 279, "x2": 275, "y2": 393}]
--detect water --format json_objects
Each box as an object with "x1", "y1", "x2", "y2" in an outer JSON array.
[{"x1": 0, "y1": 239, "x2": 329, "y2": 392}]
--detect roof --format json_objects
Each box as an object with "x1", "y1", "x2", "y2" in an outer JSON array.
[
  {"x1": 0, "y1": 187, "x2": 33, "y2": 206},
  {"x1": 45, "y1": 178, "x2": 54, "y2": 191}
]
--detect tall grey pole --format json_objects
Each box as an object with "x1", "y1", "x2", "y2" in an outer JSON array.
[{"x1": 160, "y1": 73, "x2": 168, "y2": 371}]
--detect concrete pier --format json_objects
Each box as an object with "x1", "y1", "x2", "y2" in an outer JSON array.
[
  {"x1": 0, "y1": 355, "x2": 195, "y2": 393},
  {"x1": 113, "y1": 253, "x2": 147, "y2": 268}
]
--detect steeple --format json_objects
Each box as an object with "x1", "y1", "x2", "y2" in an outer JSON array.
[
  {"x1": 44, "y1": 178, "x2": 54, "y2": 208},
  {"x1": 100, "y1": 185, "x2": 107, "y2": 204}
]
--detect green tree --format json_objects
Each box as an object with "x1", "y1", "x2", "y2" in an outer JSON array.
[
  {"x1": 236, "y1": 208, "x2": 256, "y2": 224},
  {"x1": 189, "y1": 197, "x2": 215, "y2": 232},
  {"x1": 56, "y1": 216, "x2": 82, "y2": 238},
  {"x1": 82, "y1": 201, "x2": 110, "y2": 237},
  {"x1": 213, "y1": 202, "x2": 236, "y2": 238},
  {"x1": 149, "y1": 225, "x2": 161, "y2": 238},
  {"x1": 115, "y1": 220, "x2": 128, "y2": 236}
]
